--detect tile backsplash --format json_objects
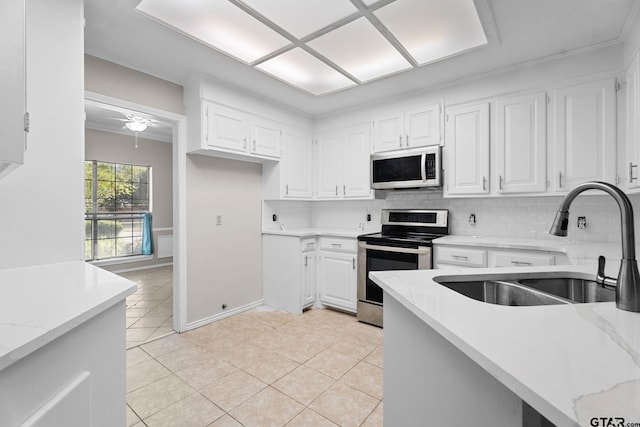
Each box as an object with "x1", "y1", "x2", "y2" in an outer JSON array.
[{"x1": 263, "y1": 190, "x2": 640, "y2": 244}]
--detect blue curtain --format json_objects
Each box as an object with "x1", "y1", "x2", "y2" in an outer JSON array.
[{"x1": 142, "y1": 212, "x2": 153, "y2": 255}]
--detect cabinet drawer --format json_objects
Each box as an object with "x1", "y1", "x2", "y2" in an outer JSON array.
[
  {"x1": 318, "y1": 237, "x2": 357, "y2": 253},
  {"x1": 300, "y1": 238, "x2": 316, "y2": 252},
  {"x1": 491, "y1": 251, "x2": 555, "y2": 268},
  {"x1": 435, "y1": 247, "x2": 487, "y2": 267}
]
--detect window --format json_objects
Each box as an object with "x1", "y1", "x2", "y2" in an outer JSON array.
[{"x1": 85, "y1": 160, "x2": 152, "y2": 261}]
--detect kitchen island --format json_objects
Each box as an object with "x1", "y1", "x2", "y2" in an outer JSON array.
[
  {"x1": 0, "y1": 261, "x2": 137, "y2": 426},
  {"x1": 371, "y1": 264, "x2": 640, "y2": 427}
]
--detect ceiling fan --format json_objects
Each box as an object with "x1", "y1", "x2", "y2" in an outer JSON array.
[{"x1": 109, "y1": 113, "x2": 159, "y2": 148}]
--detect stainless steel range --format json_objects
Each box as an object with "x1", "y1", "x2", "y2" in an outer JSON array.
[{"x1": 357, "y1": 209, "x2": 449, "y2": 327}]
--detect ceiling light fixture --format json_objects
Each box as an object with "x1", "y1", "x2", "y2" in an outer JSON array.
[{"x1": 125, "y1": 120, "x2": 148, "y2": 133}]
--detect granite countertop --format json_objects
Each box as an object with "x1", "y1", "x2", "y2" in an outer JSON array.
[
  {"x1": 371, "y1": 264, "x2": 640, "y2": 426},
  {"x1": 0, "y1": 261, "x2": 137, "y2": 371}
]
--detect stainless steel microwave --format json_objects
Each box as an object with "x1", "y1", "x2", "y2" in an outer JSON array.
[{"x1": 370, "y1": 146, "x2": 442, "y2": 190}]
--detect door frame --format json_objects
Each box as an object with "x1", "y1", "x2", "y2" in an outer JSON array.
[{"x1": 84, "y1": 90, "x2": 188, "y2": 333}]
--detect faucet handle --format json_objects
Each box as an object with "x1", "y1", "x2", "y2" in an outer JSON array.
[{"x1": 596, "y1": 256, "x2": 617, "y2": 289}]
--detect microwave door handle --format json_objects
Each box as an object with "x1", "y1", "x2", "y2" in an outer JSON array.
[{"x1": 421, "y1": 152, "x2": 427, "y2": 183}]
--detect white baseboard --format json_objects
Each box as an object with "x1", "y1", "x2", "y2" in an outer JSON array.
[
  {"x1": 110, "y1": 262, "x2": 173, "y2": 274},
  {"x1": 183, "y1": 300, "x2": 264, "y2": 332}
]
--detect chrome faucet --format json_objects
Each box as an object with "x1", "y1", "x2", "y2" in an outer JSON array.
[{"x1": 549, "y1": 181, "x2": 640, "y2": 313}]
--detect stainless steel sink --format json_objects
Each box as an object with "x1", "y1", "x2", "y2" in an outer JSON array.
[
  {"x1": 516, "y1": 278, "x2": 615, "y2": 303},
  {"x1": 439, "y1": 280, "x2": 571, "y2": 306},
  {"x1": 436, "y1": 275, "x2": 615, "y2": 306}
]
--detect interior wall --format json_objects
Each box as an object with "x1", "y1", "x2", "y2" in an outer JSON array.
[
  {"x1": 85, "y1": 129, "x2": 173, "y2": 270},
  {"x1": 0, "y1": 0, "x2": 84, "y2": 269},
  {"x1": 186, "y1": 155, "x2": 263, "y2": 324}
]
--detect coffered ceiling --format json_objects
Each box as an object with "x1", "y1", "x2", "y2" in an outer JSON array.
[{"x1": 84, "y1": 0, "x2": 637, "y2": 116}]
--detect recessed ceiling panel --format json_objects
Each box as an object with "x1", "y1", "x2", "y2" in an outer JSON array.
[
  {"x1": 257, "y1": 48, "x2": 356, "y2": 95},
  {"x1": 375, "y1": 0, "x2": 487, "y2": 65},
  {"x1": 308, "y1": 17, "x2": 412, "y2": 82},
  {"x1": 136, "y1": 0, "x2": 290, "y2": 63},
  {"x1": 241, "y1": 0, "x2": 358, "y2": 39}
]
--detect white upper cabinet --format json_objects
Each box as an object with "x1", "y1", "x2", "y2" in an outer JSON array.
[
  {"x1": 0, "y1": 0, "x2": 27, "y2": 178},
  {"x1": 282, "y1": 129, "x2": 313, "y2": 198},
  {"x1": 627, "y1": 53, "x2": 640, "y2": 190},
  {"x1": 373, "y1": 103, "x2": 442, "y2": 152},
  {"x1": 197, "y1": 100, "x2": 282, "y2": 160},
  {"x1": 551, "y1": 78, "x2": 616, "y2": 192},
  {"x1": 444, "y1": 102, "x2": 490, "y2": 196},
  {"x1": 495, "y1": 91, "x2": 547, "y2": 194},
  {"x1": 315, "y1": 123, "x2": 372, "y2": 199}
]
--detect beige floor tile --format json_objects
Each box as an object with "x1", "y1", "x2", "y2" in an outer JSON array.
[
  {"x1": 223, "y1": 342, "x2": 278, "y2": 370},
  {"x1": 341, "y1": 361, "x2": 384, "y2": 400},
  {"x1": 245, "y1": 306, "x2": 299, "y2": 328},
  {"x1": 309, "y1": 382, "x2": 379, "y2": 427},
  {"x1": 126, "y1": 327, "x2": 157, "y2": 343},
  {"x1": 127, "y1": 347, "x2": 152, "y2": 368},
  {"x1": 305, "y1": 349, "x2": 359, "y2": 380},
  {"x1": 129, "y1": 299, "x2": 164, "y2": 309},
  {"x1": 364, "y1": 344, "x2": 383, "y2": 368},
  {"x1": 329, "y1": 335, "x2": 378, "y2": 360},
  {"x1": 176, "y1": 358, "x2": 237, "y2": 391},
  {"x1": 131, "y1": 423, "x2": 145, "y2": 427},
  {"x1": 241, "y1": 351, "x2": 299, "y2": 384},
  {"x1": 286, "y1": 408, "x2": 338, "y2": 427},
  {"x1": 126, "y1": 404, "x2": 142, "y2": 427},
  {"x1": 207, "y1": 414, "x2": 243, "y2": 426},
  {"x1": 146, "y1": 305, "x2": 173, "y2": 316},
  {"x1": 127, "y1": 307, "x2": 152, "y2": 318},
  {"x1": 155, "y1": 343, "x2": 211, "y2": 372},
  {"x1": 200, "y1": 370, "x2": 267, "y2": 412},
  {"x1": 146, "y1": 327, "x2": 174, "y2": 342},
  {"x1": 144, "y1": 393, "x2": 225, "y2": 427},
  {"x1": 362, "y1": 401, "x2": 383, "y2": 427},
  {"x1": 130, "y1": 315, "x2": 170, "y2": 328},
  {"x1": 126, "y1": 358, "x2": 172, "y2": 393},
  {"x1": 127, "y1": 374, "x2": 195, "y2": 420},
  {"x1": 141, "y1": 333, "x2": 193, "y2": 357},
  {"x1": 273, "y1": 365, "x2": 334, "y2": 406},
  {"x1": 229, "y1": 387, "x2": 304, "y2": 427},
  {"x1": 346, "y1": 322, "x2": 383, "y2": 345},
  {"x1": 126, "y1": 317, "x2": 139, "y2": 328},
  {"x1": 272, "y1": 337, "x2": 328, "y2": 364}
]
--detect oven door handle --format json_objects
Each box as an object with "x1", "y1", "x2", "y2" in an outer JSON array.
[{"x1": 362, "y1": 243, "x2": 430, "y2": 255}]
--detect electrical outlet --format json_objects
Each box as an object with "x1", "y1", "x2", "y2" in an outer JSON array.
[
  {"x1": 469, "y1": 213, "x2": 476, "y2": 225},
  {"x1": 577, "y1": 216, "x2": 587, "y2": 229},
  {"x1": 366, "y1": 213, "x2": 371, "y2": 222}
]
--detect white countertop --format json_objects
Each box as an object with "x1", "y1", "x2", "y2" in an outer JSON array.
[
  {"x1": 262, "y1": 227, "x2": 368, "y2": 238},
  {"x1": 371, "y1": 264, "x2": 640, "y2": 426},
  {"x1": 0, "y1": 261, "x2": 137, "y2": 371}
]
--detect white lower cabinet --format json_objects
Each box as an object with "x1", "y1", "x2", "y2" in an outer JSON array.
[
  {"x1": 318, "y1": 250, "x2": 357, "y2": 313},
  {"x1": 302, "y1": 250, "x2": 316, "y2": 308},
  {"x1": 434, "y1": 244, "x2": 564, "y2": 269}
]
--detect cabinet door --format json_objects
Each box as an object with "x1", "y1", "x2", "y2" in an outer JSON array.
[
  {"x1": 627, "y1": 54, "x2": 640, "y2": 189},
  {"x1": 205, "y1": 103, "x2": 248, "y2": 152},
  {"x1": 319, "y1": 252, "x2": 356, "y2": 312},
  {"x1": 316, "y1": 133, "x2": 343, "y2": 199},
  {"x1": 0, "y1": 0, "x2": 26, "y2": 178},
  {"x1": 250, "y1": 117, "x2": 280, "y2": 158},
  {"x1": 302, "y1": 253, "x2": 316, "y2": 308},
  {"x1": 282, "y1": 130, "x2": 313, "y2": 198},
  {"x1": 343, "y1": 123, "x2": 372, "y2": 198},
  {"x1": 553, "y1": 78, "x2": 616, "y2": 191},
  {"x1": 444, "y1": 102, "x2": 490, "y2": 195},
  {"x1": 495, "y1": 92, "x2": 547, "y2": 193},
  {"x1": 405, "y1": 104, "x2": 441, "y2": 148},
  {"x1": 373, "y1": 113, "x2": 404, "y2": 152}
]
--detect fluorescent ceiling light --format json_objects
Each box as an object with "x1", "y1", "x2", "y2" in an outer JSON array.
[
  {"x1": 257, "y1": 48, "x2": 356, "y2": 95},
  {"x1": 136, "y1": 0, "x2": 290, "y2": 63},
  {"x1": 240, "y1": 0, "x2": 358, "y2": 39},
  {"x1": 375, "y1": 0, "x2": 487, "y2": 65},
  {"x1": 307, "y1": 17, "x2": 412, "y2": 82},
  {"x1": 136, "y1": 0, "x2": 489, "y2": 96}
]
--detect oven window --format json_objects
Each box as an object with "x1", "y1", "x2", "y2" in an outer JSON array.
[
  {"x1": 366, "y1": 249, "x2": 418, "y2": 304},
  {"x1": 372, "y1": 155, "x2": 422, "y2": 183}
]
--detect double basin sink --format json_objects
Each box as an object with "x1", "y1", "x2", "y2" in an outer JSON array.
[{"x1": 436, "y1": 276, "x2": 615, "y2": 306}]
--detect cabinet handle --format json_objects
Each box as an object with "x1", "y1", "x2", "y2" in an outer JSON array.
[
  {"x1": 406, "y1": 134, "x2": 409, "y2": 146},
  {"x1": 630, "y1": 162, "x2": 638, "y2": 183},
  {"x1": 331, "y1": 243, "x2": 342, "y2": 248},
  {"x1": 335, "y1": 185, "x2": 338, "y2": 196},
  {"x1": 243, "y1": 137, "x2": 247, "y2": 149},
  {"x1": 343, "y1": 184, "x2": 346, "y2": 195},
  {"x1": 352, "y1": 257, "x2": 356, "y2": 269},
  {"x1": 304, "y1": 255, "x2": 308, "y2": 267},
  {"x1": 511, "y1": 261, "x2": 532, "y2": 266},
  {"x1": 482, "y1": 176, "x2": 487, "y2": 191},
  {"x1": 499, "y1": 175, "x2": 503, "y2": 190},
  {"x1": 253, "y1": 139, "x2": 256, "y2": 151},
  {"x1": 399, "y1": 135, "x2": 403, "y2": 147},
  {"x1": 558, "y1": 172, "x2": 563, "y2": 188},
  {"x1": 452, "y1": 255, "x2": 469, "y2": 260},
  {"x1": 285, "y1": 184, "x2": 289, "y2": 195}
]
